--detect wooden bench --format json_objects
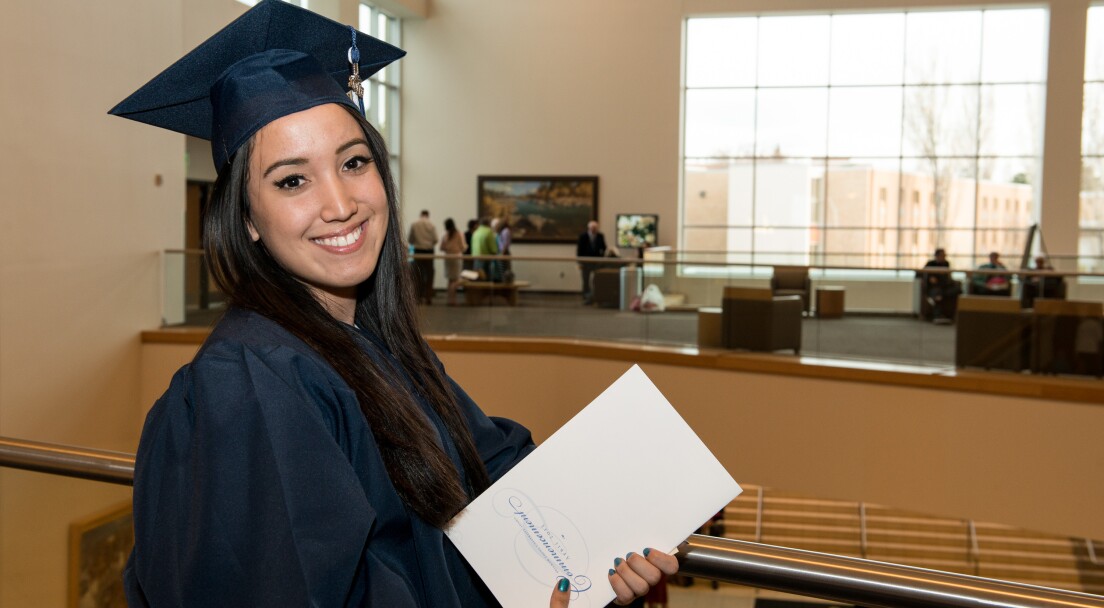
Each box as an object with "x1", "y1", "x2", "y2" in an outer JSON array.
[{"x1": 460, "y1": 281, "x2": 531, "y2": 306}]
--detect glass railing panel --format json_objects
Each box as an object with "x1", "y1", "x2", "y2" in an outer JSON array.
[
  {"x1": 163, "y1": 250, "x2": 1104, "y2": 378},
  {"x1": 163, "y1": 249, "x2": 224, "y2": 328}
]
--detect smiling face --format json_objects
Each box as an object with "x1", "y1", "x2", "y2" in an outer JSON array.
[{"x1": 245, "y1": 103, "x2": 389, "y2": 322}]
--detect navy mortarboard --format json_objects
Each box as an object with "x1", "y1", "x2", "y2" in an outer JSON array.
[{"x1": 108, "y1": 0, "x2": 404, "y2": 170}]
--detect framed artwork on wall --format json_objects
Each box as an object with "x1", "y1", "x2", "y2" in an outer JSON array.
[
  {"x1": 615, "y1": 213, "x2": 659, "y2": 249},
  {"x1": 477, "y1": 175, "x2": 598, "y2": 243},
  {"x1": 68, "y1": 501, "x2": 133, "y2": 608}
]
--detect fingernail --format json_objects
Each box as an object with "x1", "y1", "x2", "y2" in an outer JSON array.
[
  {"x1": 626, "y1": 551, "x2": 635, "y2": 559},
  {"x1": 614, "y1": 557, "x2": 623, "y2": 566},
  {"x1": 557, "y1": 577, "x2": 570, "y2": 592},
  {"x1": 643, "y1": 547, "x2": 652, "y2": 557},
  {"x1": 608, "y1": 568, "x2": 616, "y2": 576}
]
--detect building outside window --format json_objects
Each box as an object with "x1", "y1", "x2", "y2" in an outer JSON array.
[
  {"x1": 359, "y1": 3, "x2": 402, "y2": 187},
  {"x1": 682, "y1": 9, "x2": 1047, "y2": 270},
  {"x1": 1082, "y1": 4, "x2": 1104, "y2": 272}
]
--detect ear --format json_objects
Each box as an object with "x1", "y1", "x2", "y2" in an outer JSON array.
[{"x1": 246, "y1": 218, "x2": 261, "y2": 242}]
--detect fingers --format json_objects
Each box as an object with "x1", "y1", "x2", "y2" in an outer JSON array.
[
  {"x1": 609, "y1": 548, "x2": 677, "y2": 605},
  {"x1": 608, "y1": 561, "x2": 641, "y2": 606},
  {"x1": 549, "y1": 577, "x2": 570, "y2": 608},
  {"x1": 643, "y1": 547, "x2": 679, "y2": 575}
]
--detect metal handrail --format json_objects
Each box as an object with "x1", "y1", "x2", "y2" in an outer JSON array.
[
  {"x1": 3, "y1": 437, "x2": 1104, "y2": 607},
  {"x1": 677, "y1": 535, "x2": 1104, "y2": 608},
  {"x1": 0, "y1": 436, "x2": 134, "y2": 485}
]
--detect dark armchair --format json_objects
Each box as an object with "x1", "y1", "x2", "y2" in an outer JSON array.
[
  {"x1": 721, "y1": 287, "x2": 802, "y2": 354},
  {"x1": 955, "y1": 296, "x2": 1031, "y2": 371},
  {"x1": 1032, "y1": 299, "x2": 1103, "y2": 377},
  {"x1": 771, "y1": 266, "x2": 811, "y2": 314},
  {"x1": 1020, "y1": 272, "x2": 1067, "y2": 309}
]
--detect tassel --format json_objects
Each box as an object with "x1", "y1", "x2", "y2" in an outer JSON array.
[{"x1": 347, "y1": 26, "x2": 367, "y2": 117}]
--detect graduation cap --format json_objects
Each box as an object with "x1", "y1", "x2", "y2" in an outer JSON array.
[{"x1": 109, "y1": 0, "x2": 405, "y2": 170}]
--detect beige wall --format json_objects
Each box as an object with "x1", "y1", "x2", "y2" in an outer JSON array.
[
  {"x1": 400, "y1": 0, "x2": 684, "y2": 261},
  {"x1": 440, "y1": 352, "x2": 1104, "y2": 542},
  {"x1": 138, "y1": 340, "x2": 1104, "y2": 541},
  {"x1": 0, "y1": 0, "x2": 185, "y2": 604},
  {"x1": 399, "y1": 0, "x2": 1088, "y2": 270}
]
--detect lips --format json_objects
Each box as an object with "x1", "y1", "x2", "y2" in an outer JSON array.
[{"x1": 311, "y1": 223, "x2": 364, "y2": 248}]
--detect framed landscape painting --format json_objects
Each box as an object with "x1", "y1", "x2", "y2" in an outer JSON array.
[
  {"x1": 69, "y1": 501, "x2": 133, "y2": 608},
  {"x1": 477, "y1": 175, "x2": 598, "y2": 243}
]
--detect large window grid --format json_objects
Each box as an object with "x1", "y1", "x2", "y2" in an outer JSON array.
[
  {"x1": 682, "y1": 9, "x2": 1047, "y2": 271},
  {"x1": 1082, "y1": 5, "x2": 1104, "y2": 272},
  {"x1": 359, "y1": 4, "x2": 402, "y2": 186}
]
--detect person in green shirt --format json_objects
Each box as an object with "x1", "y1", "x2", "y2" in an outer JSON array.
[{"x1": 470, "y1": 217, "x2": 499, "y2": 281}]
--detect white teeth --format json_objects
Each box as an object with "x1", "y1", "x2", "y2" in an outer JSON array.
[{"x1": 313, "y1": 225, "x2": 362, "y2": 247}]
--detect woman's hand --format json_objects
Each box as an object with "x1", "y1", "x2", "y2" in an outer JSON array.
[
  {"x1": 610, "y1": 547, "x2": 678, "y2": 606},
  {"x1": 548, "y1": 547, "x2": 678, "y2": 606},
  {"x1": 549, "y1": 576, "x2": 571, "y2": 608}
]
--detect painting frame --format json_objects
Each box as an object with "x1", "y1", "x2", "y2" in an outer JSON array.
[
  {"x1": 477, "y1": 175, "x2": 599, "y2": 243},
  {"x1": 68, "y1": 500, "x2": 133, "y2": 608},
  {"x1": 615, "y1": 213, "x2": 660, "y2": 249}
]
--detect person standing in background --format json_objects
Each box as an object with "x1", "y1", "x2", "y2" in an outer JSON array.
[
  {"x1": 470, "y1": 217, "x2": 499, "y2": 281},
  {"x1": 439, "y1": 218, "x2": 466, "y2": 306},
  {"x1": 462, "y1": 219, "x2": 477, "y2": 271},
  {"x1": 408, "y1": 209, "x2": 438, "y2": 304},
  {"x1": 496, "y1": 217, "x2": 512, "y2": 276},
  {"x1": 577, "y1": 220, "x2": 607, "y2": 305}
]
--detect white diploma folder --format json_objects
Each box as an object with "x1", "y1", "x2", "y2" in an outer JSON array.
[{"x1": 446, "y1": 364, "x2": 742, "y2": 607}]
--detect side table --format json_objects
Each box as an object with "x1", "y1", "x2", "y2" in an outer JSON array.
[{"x1": 816, "y1": 286, "x2": 845, "y2": 319}]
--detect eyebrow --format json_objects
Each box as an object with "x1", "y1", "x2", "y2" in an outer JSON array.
[
  {"x1": 261, "y1": 138, "x2": 370, "y2": 178},
  {"x1": 262, "y1": 157, "x2": 307, "y2": 178},
  {"x1": 337, "y1": 137, "x2": 369, "y2": 154}
]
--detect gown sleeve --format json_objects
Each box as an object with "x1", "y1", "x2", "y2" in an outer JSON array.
[{"x1": 126, "y1": 341, "x2": 376, "y2": 608}]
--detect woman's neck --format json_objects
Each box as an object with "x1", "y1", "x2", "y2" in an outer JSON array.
[{"x1": 309, "y1": 287, "x2": 357, "y2": 325}]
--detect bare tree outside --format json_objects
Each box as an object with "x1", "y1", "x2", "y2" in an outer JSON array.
[{"x1": 903, "y1": 63, "x2": 982, "y2": 251}]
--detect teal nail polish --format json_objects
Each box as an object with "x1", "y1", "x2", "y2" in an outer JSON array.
[
  {"x1": 643, "y1": 547, "x2": 651, "y2": 556},
  {"x1": 608, "y1": 568, "x2": 616, "y2": 576},
  {"x1": 614, "y1": 557, "x2": 623, "y2": 566},
  {"x1": 557, "y1": 577, "x2": 570, "y2": 592},
  {"x1": 626, "y1": 551, "x2": 634, "y2": 559}
]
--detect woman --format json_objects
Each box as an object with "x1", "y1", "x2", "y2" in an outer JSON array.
[
  {"x1": 439, "y1": 218, "x2": 467, "y2": 306},
  {"x1": 111, "y1": 2, "x2": 675, "y2": 606}
]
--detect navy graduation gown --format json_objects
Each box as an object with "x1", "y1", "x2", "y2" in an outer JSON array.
[{"x1": 124, "y1": 308, "x2": 534, "y2": 607}]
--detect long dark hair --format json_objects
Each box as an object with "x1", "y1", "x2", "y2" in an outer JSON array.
[
  {"x1": 203, "y1": 105, "x2": 490, "y2": 526},
  {"x1": 444, "y1": 217, "x2": 457, "y2": 237}
]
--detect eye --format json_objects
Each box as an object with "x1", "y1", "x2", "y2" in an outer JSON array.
[
  {"x1": 273, "y1": 174, "x2": 306, "y2": 190},
  {"x1": 343, "y1": 155, "x2": 373, "y2": 172}
]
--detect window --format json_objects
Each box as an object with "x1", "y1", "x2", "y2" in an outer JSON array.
[
  {"x1": 359, "y1": 4, "x2": 402, "y2": 185},
  {"x1": 682, "y1": 9, "x2": 1047, "y2": 269},
  {"x1": 1082, "y1": 5, "x2": 1104, "y2": 271}
]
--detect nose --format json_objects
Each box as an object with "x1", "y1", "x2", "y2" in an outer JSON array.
[{"x1": 319, "y1": 175, "x2": 356, "y2": 222}]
